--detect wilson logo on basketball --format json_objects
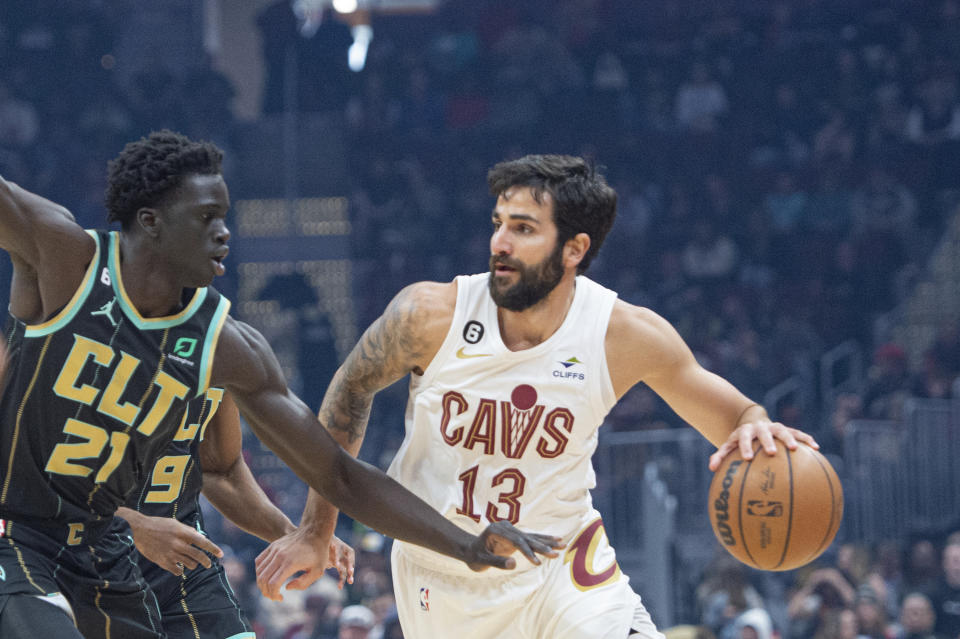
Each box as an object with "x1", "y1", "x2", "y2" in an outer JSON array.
[
  {"x1": 713, "y1": 459, "x2": 742, "y2": 546},
  {"x1": 439, "y1": 385, "x2": 574, "y2": 459}
]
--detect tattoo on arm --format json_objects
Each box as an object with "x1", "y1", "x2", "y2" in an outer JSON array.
[{"x1": 320, "y1": 286, "x2": 431, "y2": 445}]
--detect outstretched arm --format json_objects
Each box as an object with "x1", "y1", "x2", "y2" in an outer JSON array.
[
  {"x1": 213, "y1": 293, "x2": 562, "y2": 584},
  {"x1": 256, "y1": 281, "x2": 454, "y2": 598},
  {"x1": 605, "y1": 302, "x2": 818, "y2": 470}
]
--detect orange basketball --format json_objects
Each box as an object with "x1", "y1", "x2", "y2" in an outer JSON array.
[{"x1": 707, "y1": 441, "x2": 843, "y2": 571}]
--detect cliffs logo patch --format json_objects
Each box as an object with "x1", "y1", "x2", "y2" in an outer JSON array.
[
  {"x1": 553, "y1": 355, "x2": 585, "y2": 381},
  {"x1": 419, "y1": 587, "x2": 430, "y2": 611}
]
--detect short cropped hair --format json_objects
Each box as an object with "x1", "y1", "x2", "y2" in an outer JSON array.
[
  {"x1": 105, "y1": 130, "x2": 223, "y2": 228},
  {"x1": 487, "y1": 154, "x2": 617, "y2": 274}
]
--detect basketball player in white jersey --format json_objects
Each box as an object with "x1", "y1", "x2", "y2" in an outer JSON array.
[{"x1": 255, "y1": 155, "x2": 818, "y2": 638}]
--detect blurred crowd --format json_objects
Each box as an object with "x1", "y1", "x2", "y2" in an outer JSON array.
[{"x1": 4, "y1": 0, "x2": 960, "y2": 637}]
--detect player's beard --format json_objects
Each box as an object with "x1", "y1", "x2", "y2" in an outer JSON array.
[{"x1": 488, "y1": 242, "x2": 565, "y2": 312}]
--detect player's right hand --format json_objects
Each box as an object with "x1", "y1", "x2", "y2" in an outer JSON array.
[
  {"x1": 126, "y1": 514, "x2": 223, "y2": 575},
  {"x1": 465, "y1": 521, "x2": 564, "y2": 572}
]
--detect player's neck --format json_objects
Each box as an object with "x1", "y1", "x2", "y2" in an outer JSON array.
[
  {"x1": 497, "y1": 275, "x2": 576, "y2": 351},
  {"x1": 118, "y1": 234, "x2": 187, "y2": 318}
]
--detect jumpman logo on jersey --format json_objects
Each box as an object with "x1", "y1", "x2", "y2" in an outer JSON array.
[{"x1": 91, "y1": 298, "x2": 119, "y2": 327}]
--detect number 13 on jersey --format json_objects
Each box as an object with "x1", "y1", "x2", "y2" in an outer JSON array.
[{"x1": 457, "y1": 465, "x2": 527, "y2": 525}]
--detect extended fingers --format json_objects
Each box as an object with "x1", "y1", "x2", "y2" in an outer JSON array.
[
  {"x1": 335, "y1": 545, "x2": 355, "y2": 589},
  {"x1": 484, "y1": 523, "x2": 563, "y2": 565},
  {"x1": 790, "y1": 427, "x2": 819, "y2": 449},
  {"x1": 256, "y1": 555, "x2": 296, "y2": 601}
]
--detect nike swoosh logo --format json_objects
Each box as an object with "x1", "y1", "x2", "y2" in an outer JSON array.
[{"x1": 456, "y1": 346, "x2": 493, "y2": 359}]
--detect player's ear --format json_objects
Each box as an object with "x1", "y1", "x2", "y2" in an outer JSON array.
[
  {"x1": 563, "y1": 233, "x2": 590, "y2": 269},
  {"x1": 137, "y1": 207, "x2": 160, "y2": 238}
]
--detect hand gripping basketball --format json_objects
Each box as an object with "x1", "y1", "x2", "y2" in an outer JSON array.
[
  {"x1": 466, "y1": 521, "x2": 564, "y2": 572},
  {"x1": 708, "y1": 440, "x2": 843, "y2": 571}
]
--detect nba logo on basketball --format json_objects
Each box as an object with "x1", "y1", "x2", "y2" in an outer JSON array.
[{"x1": 419, "y1": 587, "x2": 430, "y2": 611}]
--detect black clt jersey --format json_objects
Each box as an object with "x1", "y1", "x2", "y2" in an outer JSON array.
[
  {"x1": 126, "y1": 387, "x2": 225, "y2": 530},
  {"x1": 0, "y1": 230, "x2": 231, "y2": 532}
]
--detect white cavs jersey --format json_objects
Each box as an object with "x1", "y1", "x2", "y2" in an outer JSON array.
[{"x1": 388, "y1": 272, "x2": 619, "y2": 576}]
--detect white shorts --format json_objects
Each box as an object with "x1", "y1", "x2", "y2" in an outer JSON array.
[{"x1": 391, "y1": 515, "x2": 665, "y2": 639}]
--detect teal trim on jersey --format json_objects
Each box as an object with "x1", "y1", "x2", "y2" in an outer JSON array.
[
  {"x1": 224, "y1": 633, "x2": 256, "y2": 639},
  {"x1": 24, "y1": 230, "x2": 101, "y2": 337},
  {"x1": 107, "y1": 232, "x2": 209, "y2": 330},
  {"x1": 196, "y1": 296, "x2": 231, "y2": 396}
]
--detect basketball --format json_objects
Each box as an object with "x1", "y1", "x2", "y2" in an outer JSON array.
[{"x1": 707, "y1": 441, "x2": 843, "y2": 571}]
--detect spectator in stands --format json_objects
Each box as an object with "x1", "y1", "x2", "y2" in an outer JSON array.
[
  {"x1": 681, "y1": 217, "x2": 739, "y2": 285},
  {"x1": 729, "y1": 607, "x2": 774, "y2": 639},
  {"x1": 891, "y1": 592, "x2": 941, "y2": 639},
  {"x1": 862, "y1": 343, "x2": 912, "y2": 420},
  {"x1": 698, "y1": 555, "x2": 767, "y2": 638},
  {"x1": 289, "y1": 578, "x2": 346, "y2": 639},
  {"x1": 763, "y1": 169, "x2": 808, "y2": 236},
  {"x1": 338, "y1": 604, "x2": 375, "y2": 639},
  {"x1": 674, "y1": 60, "x2": 729, "y2": 133},
  {"x1": 876, "y1": 540, "x2": 908, "y2": 621},
  {"x1": 786, "y1": 566, "x2": 856, "y2": 639},
  {"x1": 850, "y1": 163, "x2": 918, "y2": 241},
  {"x1": 381, "y1": 611, "x2": 404, "y2": 639},
  {"x1": 905, "y1": 538, "x2": 942, "y2": 599},
  {"x1": 0, "y1": 79, "x2": 38, "y2": 150},
  {"x1": 905, "y1": 73, "x2": 960, "y2": 147},
  {"x1": 931, "y1": 532, "x2": 960, "y2": 639},
  {"x1": 836, "y1": 606, "x2": 867, "y2": 639},
  {"x1": 853, "y1": 584, "x2": 892, "y2": 639}
]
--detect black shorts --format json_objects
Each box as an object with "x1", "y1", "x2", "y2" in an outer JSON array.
[
  {"x1": 0, "y1": 518, "x2": 165, "y2": 638},
  {"x1": 136, "y1": 547, "x2": 254, "y2": 639}
]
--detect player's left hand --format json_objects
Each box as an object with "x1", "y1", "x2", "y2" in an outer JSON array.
[
  {"x1": 465, "y1": 521, "x2": 564, "y2": 572},
  {"x1": 255, "y1": 528, "x2": 354, "y2": 601},
  {"x1": 709, "y1": 417, "x2": 819, "y2": 472},
  {"x1": 125, "y1": 513, "x2": 223, "y2": 575}
]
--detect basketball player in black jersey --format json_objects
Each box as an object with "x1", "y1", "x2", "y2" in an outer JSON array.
[{"x1": 0, "y1": 130, "x2": 562, "y2": 638}]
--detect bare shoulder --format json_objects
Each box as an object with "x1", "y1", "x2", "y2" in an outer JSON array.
[
  {"x1": 210, "y1": 315, "x2": 279, "y2": 395},
  {"x1": 605, "y1": 300, "x2": 694, "y2": 397},
  {"x1": 390, "y1": 280, "x2": 457, "y2": 326}
]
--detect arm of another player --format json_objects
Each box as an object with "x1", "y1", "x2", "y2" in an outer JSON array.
[
  {"x1": 214, "y1": 305, "x2": 562, "y2": 580},
  {"x1": 256, "y1": 281, "x2": 453, "y2": 599},
  {"x1": 199, "y1": 390, "x2": 297, "y2": 541},
  {"x1": 0, "y1": 175, "x2": 94, "y2": 316},
  {"x1": 116, "y1": 506, "x2": 223, "y2": 575},
  {"x1": 605, "y1": 302, "x2": 818, "y2": 470},
  {"x1": 201, "y1": 391, "x2": 358, "y2": 591}
]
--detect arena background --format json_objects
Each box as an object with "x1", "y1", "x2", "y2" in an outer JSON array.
[{"x1": 2, "y1": 1, "x2": 960, "y2": 637}]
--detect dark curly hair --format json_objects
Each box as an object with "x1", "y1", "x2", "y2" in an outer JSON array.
[
  {"x1": 487, "y1": 154, "x2": 617, "y2": 274},
  {"x1": 105, "y1": 130, "x2": 224, "y2": 229}
]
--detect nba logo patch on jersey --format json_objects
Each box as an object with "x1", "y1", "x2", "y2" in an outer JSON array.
[
  {"x1": 419, "y1": 587, "x2": 430, "y2": 611},
  {"x1": 0, "y1": 518, "x2": 6, "y2": 537}
]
